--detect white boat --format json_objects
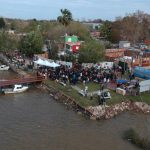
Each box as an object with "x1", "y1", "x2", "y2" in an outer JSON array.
[
  {"x1": 0, "y1": 65, "x2": 9, "y2": 71},
  {"x1": 3, "y1": 84, "x2": 28, "y2": 94}
]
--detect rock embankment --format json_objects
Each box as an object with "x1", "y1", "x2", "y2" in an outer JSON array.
[
  {"x1": 88, "y1": 101, "x2": 150, "y2": 120},
  {"x1": 42, "y1": 83, "x2": 93, "y2": 118},
  {"x1": 43, "y1": 81, "x2": 150, "y2": 120}
]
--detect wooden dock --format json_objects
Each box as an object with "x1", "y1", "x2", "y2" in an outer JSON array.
[{"x1": 0, "y1": 76, "x2": 44, "y2": 87}]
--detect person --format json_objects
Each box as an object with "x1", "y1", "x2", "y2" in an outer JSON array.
[
  {"x1": 101, "y1": 92, "x2": 107, "y2": 106},
  {"x1": 129, "y1": 73, "x2": 132, "y2": 81},
  {"x1": 103, "y1": 77, "x2": 106, "y2": 83},
  {"x1": 100, "y1": 83, "x2": 104, "y2": 91},
  {"x1": 90, "y1": 93, "x2": 93, "y2": 100},
  {"x1": 84, "y1": 86, "x2": 88, "y2": 97},
  {"x1": 135, "y1": 80, "x2": 140, "y2": 95},
  {"x1": 98, "y1": 95, "x2": 102, "y2": 105},
  {"x1": 101, "y1": 92, "x2": 105, "y2": 105}
]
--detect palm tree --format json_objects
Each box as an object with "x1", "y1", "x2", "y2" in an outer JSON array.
[{"x1": 57, "y1": 9, "x2": 73, "y2": 26}]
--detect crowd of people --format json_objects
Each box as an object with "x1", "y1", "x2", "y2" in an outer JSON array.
[
  {"x1": 36, "y1": 62, "x2": 124, "y2": 86},
  {"x1": 36, "y1": 61, "x2": 141, "y2": 98}
]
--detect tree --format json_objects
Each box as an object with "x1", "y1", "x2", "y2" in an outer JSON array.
[
  {"x1": 57, "y1": 9, "x2": 73, "y2": 26},
  {"x1": 110, "y1": 10, "x2": 150, "y2": 43},
  {"x1": 0, "y1": 17, "x2": 5, "y2": 29},
  {"x1": 23, "y1": 19, "x2": 38, "y2": 32},
  {"x1": 66, "y1": 21, "x2": 90, "y2": 41},
  {"x1": 111, "y1": 21, "x2": 121, "y2": 43},
  {"x1": 0, "y1": 31, "x2": 19, "y2": 52},
  {"x1": 19, "y1": 30, "x2": 43, "y2": 57},
  {"x1": 100, "y1": 21, "x2": 112, "y2": 41},
  {"x1": 10, "y1": 21, "x2": 16, "y2": 30},
  {"x1": 78, "y1": 40, "x2": 105, "y2": 63},
  {"x1": 47, "y1": 24, "x2": 66, "y2": 41},
  {"x1": 46, "y1": 40, "x2": 59, "y2": 59}
]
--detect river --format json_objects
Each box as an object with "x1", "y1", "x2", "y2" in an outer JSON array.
[{"x1": 0, "y1": 70, "x2": 150, "y2": 150}]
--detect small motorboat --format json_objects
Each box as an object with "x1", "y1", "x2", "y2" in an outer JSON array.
[
  {"x1": 0, "y1": 65, "x2": 9, "y2": 71},
  {"x1": 3, "y1": 84, "x2": 28, "y2": 94}
]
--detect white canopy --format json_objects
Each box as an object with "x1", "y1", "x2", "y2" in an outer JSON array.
[
  {"x1": 34, "y1": 59, "x2": 60, "y2": 68},
  {"x1": 34, "y1": 58, "x2": 45, "y2": 66},
  {"x1": 49, "y1": 62, "x2": 60, "y2": 68},
  {"x1": 44, "y1": 60, "x2": 53, "y2": 67}
]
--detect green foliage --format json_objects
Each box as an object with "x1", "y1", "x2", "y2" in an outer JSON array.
[
  {"x1": 48, "y1": 41, "x2": 59, "y2": 59},
  {"x1": 40, "y1": 22, "x2": 57, "y2": 39},
  {"x1": 0, "y1": 17, "x2": 5, "y2": 29},
  {"x1": 46, "y1": 21, "x2": 90, "y2": 42},
  {"x1": 10, "y1": 21, "x2": 16, "y2": 30},
  {"x1": 19, "y1": 30, "x2": 43, "y2": 57},
  {"x1": 0, "y1": 31, "x2": 18, "y2": 52},
  {"x1": 100, "y1": 21, "x2": 112, "y2": 41},
  {"x1": 111, "y1": 24, "x2": 121, "y2": 43},
  {"x1": 124, "y1": 128, "x2": 150, "y2": 150},
  {"x1": 78, "y1": 40, "x2": 105, "y2": 63},
  {"x1": 59, "y1": 54, "x2": 76, "y2": 62},
  {"x1": 111, "y1": 10, "x2": 150, "y2": 43},
  {"x1": 23, "y1": 19, "x2": 39, "y2": 32},
  {"x1": 47, "y1": 24, "x2": 66, "y2": 41},
  {"x1": 57, "y1": 9, "x2": 73, "y2": 26},
  {"x1": 67, "y1": 22, "x2": 90, "y2": 41}
]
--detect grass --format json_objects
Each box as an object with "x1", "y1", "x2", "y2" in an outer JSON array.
[
  {"x1": 45, "y1": 80, "x2": 99, "y2": 107},
  {"x1": 107, "y1": 90, "x2": 125, "y2": 105},
  {"x1": 77, "y1": 82, "x2": 126, "y2": 105},
  {"x1": 77, "y1": 82, "x2": 100, "y2": 92},
  {"x1": 127, "y1": 92, "x2": 150, "y2": 105},
  {"x1": 44, "y1": 79, "x2": 150, "y2": 108},
  {"x1": 45, "y1": 80, "x2": 127, "y2": 107}
]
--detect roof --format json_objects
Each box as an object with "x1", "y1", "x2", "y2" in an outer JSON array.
[{"x1": 66, "y1": 42, "x2": 81, "y2": 46}]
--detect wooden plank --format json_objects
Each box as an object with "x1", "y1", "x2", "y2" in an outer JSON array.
[{"x1": 0, "y1": 76, "x2": 44, "y2": 87}]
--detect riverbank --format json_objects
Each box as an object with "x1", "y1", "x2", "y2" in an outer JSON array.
[
  {"x1": 88, "y1": 101, "x2": 150, "y2": 120},
  {"x1": 1, "y1": 53, "x2": 150, "y2": 120},
  {"x1": 0, "y1": 53, "x2": 32, "y2": 77},
  {"x1": 43, "y1": 80, "x2": 150, "y2": 120},
  {"x1": 42, "y1": 81, "x2": 93, "y2": 119}
]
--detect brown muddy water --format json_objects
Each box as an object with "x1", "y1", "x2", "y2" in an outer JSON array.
[{"x1": 0, "y1": 70, "x2": 149, "y2": 150}]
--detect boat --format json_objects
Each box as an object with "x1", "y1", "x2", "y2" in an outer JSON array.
[
  {"x1": 3, "y1": 84, "x2": 28, "y2": 94},
  {"x1": 0, "y1": 65, "x2": 9, "y2": 71}
]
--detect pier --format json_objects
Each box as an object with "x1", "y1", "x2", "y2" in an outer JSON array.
[{"x1": 0, "y1": 76, "x2": 44, "y2": 87}]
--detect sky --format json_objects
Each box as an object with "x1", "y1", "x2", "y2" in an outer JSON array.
[{"x1": 0, "y1": 0, "x2": 150, "y2": 21}]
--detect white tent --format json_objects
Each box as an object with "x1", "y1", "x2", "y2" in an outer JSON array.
[
  {"x1": 34, "y1": 58, "x2": 45, "y2": 66},
  {"x1": 44, "y1": 60, "x2": 53, "y2": 67},
  {"x1": 139, "y1": 80, "x2": 150, "y2": 92},
  {"x1": 49, "y1": 62, "x2": 60, "y2": 68},
  {"x1": 34, "y1": 59, "x2": 60, "y2": 68}
]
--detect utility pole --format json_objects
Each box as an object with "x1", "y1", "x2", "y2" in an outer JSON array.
[{"x1": 46, "y1": 40, "x2": 52, "y2": 59}]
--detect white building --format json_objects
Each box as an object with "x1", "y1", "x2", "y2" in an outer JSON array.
[{"x1": 119, "y1": 41, "x2": 130, "y2": 49}]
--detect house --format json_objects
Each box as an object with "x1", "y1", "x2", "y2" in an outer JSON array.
[
  {"x1": 144, "y1": 40, "x2": 150, "y2": 45},
  {"x1": 64, "y1": 35, "x2": 83, "y2": 53},
  {"x1": 105, "y1": 49, "x2": 126, "y2": 61},
  {"x1": 34, "y1": 44, "x2": 49, "y2": 59},
  {"x1": 6, "y1": 29, "x2": 15, "y2": 34},
  {"x1": 65, "y1": 35, "x2": 78, "y2": 43},
  {"x1": 66, "y1": 42, "x2": 81, "y2": 53},
  {"x1": 90, "y1": 31, "x2": 101, "y2": 39},
  {"x1": 119, "y1": 41, "x2": 130, "y2": 49},
  {"x1": 82, "y1": 22, "x2": 102, "y2": 30}
]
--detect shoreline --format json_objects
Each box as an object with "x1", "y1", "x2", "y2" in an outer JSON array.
[
  {"x1": 43, "y1": 81, "x2": 150, "y2": 120},
  {"x1": 88, "y1": 100, "x2": 150, "y2": 120},
  {"x1": 0, "y1": 53, "x2": 31, "y2": 77},
  {"x1": 42, "y1": 81, "x2": 94, "y2": 119},
  {"x1": 1, "y1": 53, "x2": 150, "y2": 120}
]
